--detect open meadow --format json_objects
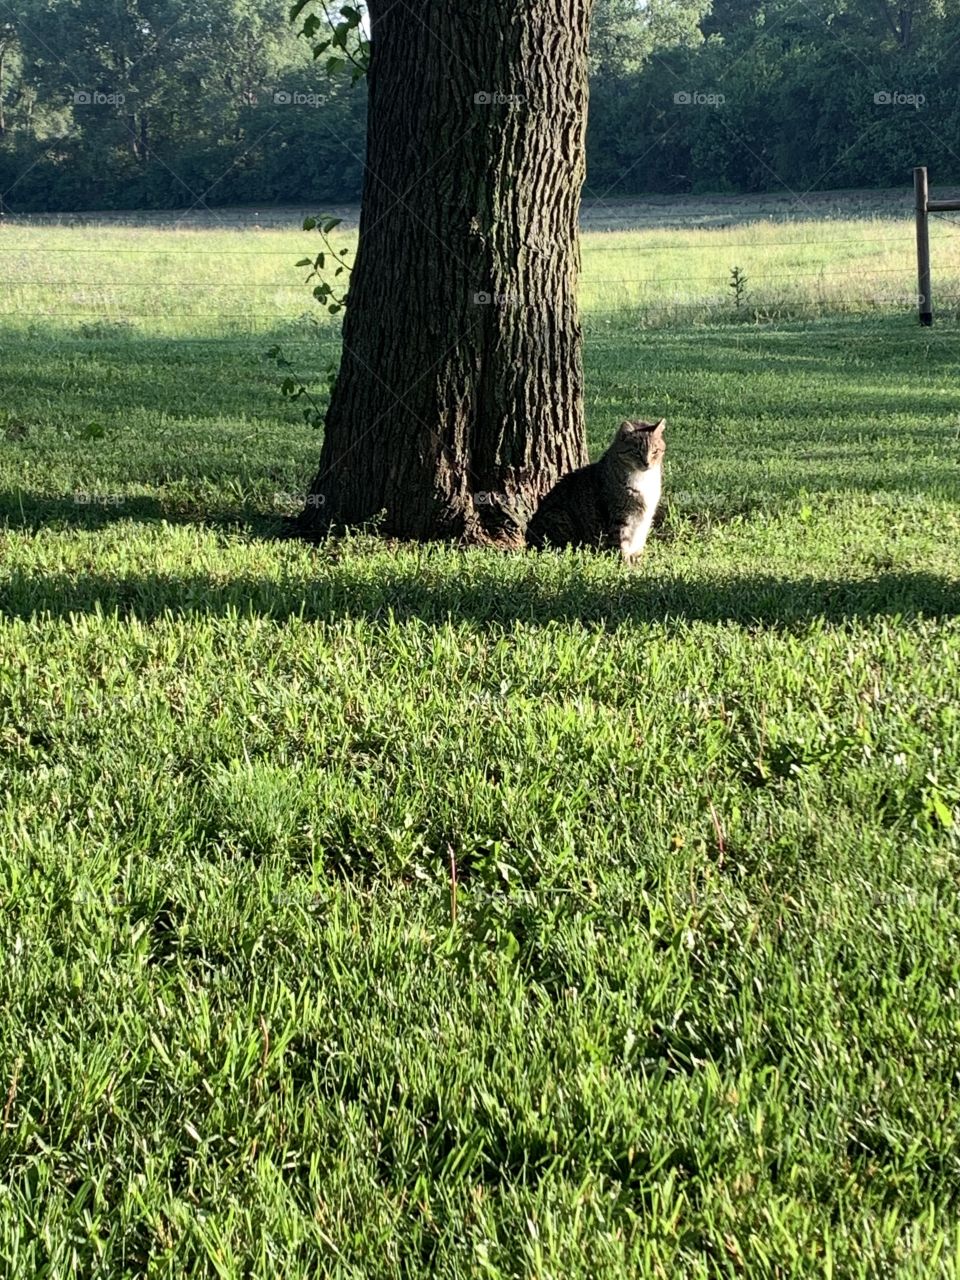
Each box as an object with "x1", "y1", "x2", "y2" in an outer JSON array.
[{"x1": 1, "y1": 194, "x2": 960, "y2": 1276}]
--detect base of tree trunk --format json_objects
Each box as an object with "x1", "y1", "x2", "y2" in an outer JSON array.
[{"x1": 288, "y1": 493, "x2": 529, "y2": 551}]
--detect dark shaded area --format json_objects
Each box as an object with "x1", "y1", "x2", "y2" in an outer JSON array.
[
  {"x1": 0, "y1": 490, "x2": 285, "y2": 539},
  {"x1": 2, "y1": 565, "x2": 957, "y2": 628},
  {"x1": 4, "y1": 317, "x2": 958, "y2": 437}
]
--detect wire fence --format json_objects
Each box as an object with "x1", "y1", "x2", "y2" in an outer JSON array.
[{"x1": 2, "y1": 208, "x2": 959, "y2": 346}]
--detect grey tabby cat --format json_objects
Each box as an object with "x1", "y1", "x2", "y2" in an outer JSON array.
[{"x1": 526, "y1": 419, "x2": 666, "y2": 560}]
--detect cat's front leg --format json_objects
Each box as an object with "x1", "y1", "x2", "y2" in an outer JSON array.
[
  {"x1": 606, "y1": 523, "x2": 632, "y2": 563},
  {"x1": 619, "y1": 539, "x2": 641, "y2": 565},
  {"x1": 619, "y1": 516, "x2": 651, "y2": 563}
]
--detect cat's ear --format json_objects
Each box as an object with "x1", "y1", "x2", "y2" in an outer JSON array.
[{"x1": 652, "y1": 418, "x2": 666, "y2": 435}]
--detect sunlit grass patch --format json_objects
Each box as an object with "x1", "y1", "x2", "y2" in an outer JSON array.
[{"x1": 1, "y1": 201, "x2": 959, "y2": 1277}]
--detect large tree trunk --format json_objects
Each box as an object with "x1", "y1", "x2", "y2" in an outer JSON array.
[{"x1": 299, "y1": 0, "x2": 593, "y2": 545}]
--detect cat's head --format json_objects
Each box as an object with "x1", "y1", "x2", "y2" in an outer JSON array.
[{"x1": 614, "y1": 418, "x2": 666, "y2": 468}]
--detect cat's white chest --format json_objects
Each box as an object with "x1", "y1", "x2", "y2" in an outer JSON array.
[
  {"x1": 627, "y1": 464, "x2": 661, "y2": 503},
  {"x1": 621, "y1": 464, "x2": 662, "y2": 560}
]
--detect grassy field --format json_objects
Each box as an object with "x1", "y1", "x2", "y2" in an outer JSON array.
[
  {"x1": 1, "y1": 196, "x2": 960, "y2": 1277},
  {"x1": 5, "y1": 188, "x2": 960, "y2": 337}
]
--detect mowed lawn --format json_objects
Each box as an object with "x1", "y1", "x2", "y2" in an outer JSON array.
[{"x1": 1, "y1": 203, "x2": 960, "y2": 1277}]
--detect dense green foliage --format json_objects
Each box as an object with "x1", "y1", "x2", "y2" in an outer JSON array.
[
  {"x1": 1, "y1": 0, "x2": 958, "y2": 212},
  {"x1": 0, "y1": 0, "x2": 366, "y2": 211},
  {"x1": 592, "y1": 0, "x2": 960, "y2": 196},
  {"x1": 1, "y1": 210, "x2": 959, "y2": 1273}
]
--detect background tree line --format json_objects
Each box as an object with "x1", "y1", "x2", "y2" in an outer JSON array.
[{"x1": 0, "y1": 0, "x2": 957, "y2": 213}]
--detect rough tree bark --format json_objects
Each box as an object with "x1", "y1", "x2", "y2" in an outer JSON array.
[{"x1": 299, "y1": 0, "x2": 594, "y2": 545}]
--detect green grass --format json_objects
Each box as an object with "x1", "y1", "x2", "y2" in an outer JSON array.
[
  {"x1": 1, "y1": 200, "x2": 960, "y2": 1277},
  {"x1": 4, "y1": 190, "x2": 960, "y2": 337}
]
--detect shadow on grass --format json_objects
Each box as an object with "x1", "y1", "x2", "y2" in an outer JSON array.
[
  {"x1": 0, "y1": 490, "x2": 287, "y2": 538},
  {"x1": 3, "y1": 313, "x2": 958, "y2": 432},
  {"x1": 2, "y1": 565, "x2": 957, "y2": 628}
]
